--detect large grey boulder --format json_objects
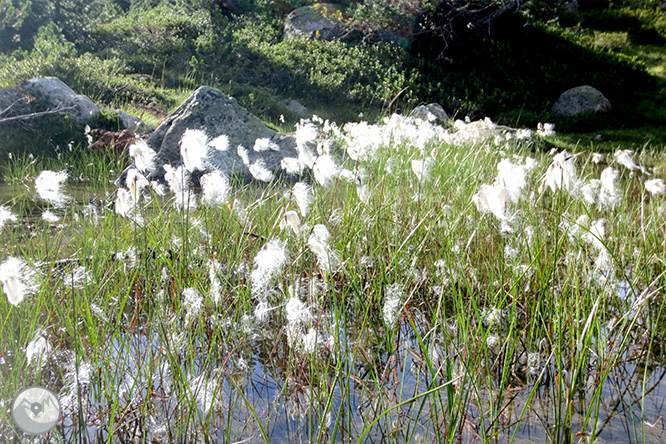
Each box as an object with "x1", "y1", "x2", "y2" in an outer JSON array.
[
  {"x1": 551, "y1": 85, "x2": 611, "y2": 117},
  {"x1": 22, "y1": 77, "x2": 100, "y2": 125},
  {"x1": 284, "y1": 5, "x2": 350, "y2": 41},
  {"x1": 147, "y1": 86, "x2": 297, "y2": 181}
]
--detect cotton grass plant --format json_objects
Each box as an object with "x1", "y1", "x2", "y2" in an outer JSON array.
[{"x1": 0, "y1": 113, "x2": 665, "y2": 443}]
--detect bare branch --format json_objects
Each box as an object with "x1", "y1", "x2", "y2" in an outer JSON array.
[{"x1": 0, "y1": 104, "x2": 77, "y2": 124}]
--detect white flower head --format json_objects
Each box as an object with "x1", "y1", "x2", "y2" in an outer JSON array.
[
  {"x1": 307, "y1": 224, "x2": 339, "y2": 273},
  {"x1": 598, "y1": 167, "x2": 620, "y2": 209},
  {"x1": 281, "y1": 157, "x2": 302, "y2": 175},
  {"x1": 592, "y1": 153, "x2": 605, "y2": 164},
  {"x1": 383, "y1": 284, "x2": 404, "y2": 326},
  {"x1": 128, "y1": 139, "x2": 157, "y2": 173},
  {"x1": 301, "y1": 327, "x2": 319, "y2": 353},
  {"x1": 411, "y1": 158, "x2": 435, "y2": 184},
  {"x1": 537, "y1": 122, "x2": 556, "y2": 137},
  {"x1": 253, "y1": 137, "x2": 280, "y2": 152},
  {"x1": 312, "y1": 154, "x2": 338, "y2": 187},
  {"x1": 297, "y1": 144, "x2": 316, "y2": 169},
  {"x1": 0, "y1": 257, "x2": 41, "y2": 306},
  {"x1": 200, "y1": 171, "x2": 230, "y2": 207},
  {"x1": 645, "y1": 178, "x2": 665, "y2": 196},
  {"x1": 539, "y1": 150, "x2": 577, "y2": 193},
  {"x1": 249, "y1": 159, "x2": 274, "y2": 182},
  {"x1": 251, "y1": 240, "x2": 288, "y2": 298},
  {"x1": 115, "y1": 188, "x2": 135, "y2": 219},
  {"x1": 126, "y1": 168, "x2": 150, "y2": 202},
  {"x1": 208, "y1": 134, "x2": 230, "y2": 151},
  {"x1": 583, "y1": 219, "x2": 606, "y2": 252},
  {"x1": 180, "y1": 129, "x2": 209, "y2": 172},
  {"x1": 41, "y1": 210, "x2": 60, "y2": 223},
  {"x1": 35, "y1": 170, "x2": 69, "y2": 207},
  {"x1": 0, "y1": 206, "x2": 17, "y2": 229},
  {"x1": 496, "y1": 159, "x2": 527, "y2": 203},
  {"x1": 295, "y1": 121, "x2": 319, "y2": 150},
  {"x1": 280, "y1": 210, "x2": 301, "y2": 235},
  {"x1": 182, "y1": 287, "x2": 203, "y2": 323},
  {"x1": 614, "y1": 150, "x2": 641, "y2": 172},
  {"x1": 164, "y1": 164, "x2": 195, "y2": 211},
  {"x1": 292, "y1": 182, "x2": 313, "y2": 217},
  {"x1": 26, "y1": 331, "x2": 51, "y2": 367},
  {"x1": 472, "y1": 184, "x2": 511, "y2": 221},
  {"x1": 255, "y1": 300, "x2": 270, "y2": 323},
  {"x1": 237, "y1": 145, "x2": 250, "y2": 166},
  {"x1": 285, "y1": 296, "x2": 309, "y2": 326}
]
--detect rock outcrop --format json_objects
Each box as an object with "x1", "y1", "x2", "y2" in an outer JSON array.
[
  {"x1": 284, "y1": 5, "x2": 350, "y2": 41},
  {"x1": 551, "y1": 85, "x2": 612, "y2": 117},
  {"x1": 147, "y1": 86, "x2": 298, "y2": 182}
]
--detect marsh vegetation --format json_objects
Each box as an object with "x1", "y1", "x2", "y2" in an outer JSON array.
[{"x1": 1, "y1": 114, "x2": 665, "y2": 443}]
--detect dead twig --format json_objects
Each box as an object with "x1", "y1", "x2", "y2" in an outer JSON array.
[{"x1": 0, "y1": 103, "x2": 77, "y2": 124}]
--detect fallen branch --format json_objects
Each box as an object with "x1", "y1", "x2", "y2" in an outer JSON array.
[{"x1": 0, "y1": 104, "x2": 77, "y2": 124}]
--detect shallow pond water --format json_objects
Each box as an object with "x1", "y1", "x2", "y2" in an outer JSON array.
[{"x1": 1, "y1": 178, "x2": 665, "y2": 444}]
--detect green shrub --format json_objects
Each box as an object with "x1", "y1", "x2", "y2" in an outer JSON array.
[
  {"x1": 91, "y1": 2, "x2": 212, "y2": 79},
  {"x1": 0, "y1": 24, "x2": 128, "y2": 95}
]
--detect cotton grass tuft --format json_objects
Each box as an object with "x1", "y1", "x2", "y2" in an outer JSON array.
[
  {"x1": 35, "y1": 170, "x2": 69, "y2": 207},
  {"x1": 0, "y1": 257, "x2": 41, "y2": 306}
]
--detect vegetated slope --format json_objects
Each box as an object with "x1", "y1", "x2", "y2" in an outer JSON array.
[{"x1": 0, "y1": 0, "x2": 663, "y2": 131}]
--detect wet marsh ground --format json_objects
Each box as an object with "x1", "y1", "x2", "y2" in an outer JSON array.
[{"x1": 1, "y1": 115, "x2": 666, "y2": 443}]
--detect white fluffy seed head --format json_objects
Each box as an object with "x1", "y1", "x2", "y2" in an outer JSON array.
[
  {"x1": 645, "y1": 178, "x2": 665, "y2": 196},
  {"x1": 383, "y1": 284, "x2": 404, "y2": 326},
  {"x1": 496, "y1": 159, "x2": 527, "y2": 203},
  {"x1": 249, "y1": 159, "x2": 274, "y2": 182},
  {"x1": 0, "y1": 257, "x2": 40, "y2": 306},
  {"x1": 251, "y1": 240, "x2": 288, "y2": 297},
  {"x1": 126, "y1": 168, "x2": 150, "y2": 201},
  {"x1": 129, "y1": 139, "x2": 156, "y2": 173},
  {"x1": 35, "y1": 170, "x2": 69, "y2": 207},
  {"x1": 200, "y1": 171, "x2": 230, "y2": 207},
  {"x1": 292, "y1": 182, "x2": 313, "y2": 217},
  {"x1": 312, "y1": 154, "x2": 338, "y2": 187},
  {"x1": 114, "y1": 188, "x2": 134, "y2": 218},
  {"x1": 280, "y1": 210, "x2": 301, "y2": 234},
  {"x1": 180, "y1": 129, "x2": 209, "y2": 172},
  {"x1": 253, "y1": 137, "x2": 280, "y2": 152},
  {"x1": 540, "y1": 151, "x2": 576, "y2": 194},
  {"x1": 472, "y1": 184, "x2": 511, "y2": 221},
  {"x1": 209, "y1": 134, "x2": 230, "y2": 151},
  {"x1": 0, "y1": 206, "x2": 17, "y2": 228},
  {"x1": 26, "y1": 332, "x2": 51, "y2": 367}
]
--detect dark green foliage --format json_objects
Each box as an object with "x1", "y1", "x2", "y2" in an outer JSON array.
[
  {"x1": 0, "y1": 107, "x2": 122, "y2": 161},
  {"x1": 406, "y1": 1, "x2": 664, "y2": 130}
]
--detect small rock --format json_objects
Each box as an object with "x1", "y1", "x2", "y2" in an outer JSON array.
[
  {"x1": 410, "y1": 103, "x2": 449, "y2": 125},
  {"x1": 286, "y1": 99, "x2": 309, "y2": 117},
  {"x1": 22, "y1": 77, "x2": 100, "y2": 125},
  {"x1": 551, "y1": 85, "x2": 611, "y2": 117},
  {"x1": 114, "y1": 110, "x2": 153, "y2": 134}
]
